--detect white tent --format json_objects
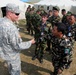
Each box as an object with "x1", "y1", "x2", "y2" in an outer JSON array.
[
  {"x1": 0, "y1": 0, "x2": 33, "y2": 19},
  {"x1": 0, "y1": 0, "x2": 24, "y2": 7},
  {"x1": 34, "y1": 0, "x2": 76, "y2": 16}
]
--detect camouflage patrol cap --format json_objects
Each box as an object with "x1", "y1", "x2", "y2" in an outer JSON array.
[
  {"x1": 66, "y1": 11, "x2": 72, "y2": 16},
  {"x1": 6, "y1": 3, "x2": 21, "y2": 13},
  {"x1": 53, "y1": 6, "x2": 60, "y2": 11},
  {"x1": 41, "y1": 12, "x2": 48, "y2": 17}
]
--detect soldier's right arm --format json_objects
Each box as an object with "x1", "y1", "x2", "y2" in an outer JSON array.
[{"x1": 2, "y1": 23, "x2": 33, "y2": 51}]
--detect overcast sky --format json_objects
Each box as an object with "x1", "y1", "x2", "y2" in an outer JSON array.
[{"x1": 28, "y1": 0, "x2": 41, "y2": 3}]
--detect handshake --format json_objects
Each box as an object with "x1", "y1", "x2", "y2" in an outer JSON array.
[{"x1": 30, "y1": 38, "x2": 36, "y2": 44}]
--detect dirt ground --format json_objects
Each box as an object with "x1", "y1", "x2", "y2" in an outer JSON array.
[{"x1": 0, "y1": 20, "x2": 76, "y2": 75}]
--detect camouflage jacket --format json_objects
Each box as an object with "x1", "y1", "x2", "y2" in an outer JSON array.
[
  {"x1": 36, "y1": 21, "x2": 52, "y2": 40},
  {"x1": 31, "y1": 12, "x2": 41, "y2": 27},
  {"x1": 0, "y1": 17, "x2": 32, "y2": 61},
  {"x1": 51, "y1": 35, "x2": 73, "y2": 58},
  {"x1": 66, "y1": 23, "x2": 76, "y2": 42},
  {"x1": 25, "y1": 11, "x2": 31, "y2": 23},
  {"x1": 48, "y1": 15, "x2": 61, "y2": 26},
  {"x1": 62, "y1": 15, "x2": 67, "y2": 24}
]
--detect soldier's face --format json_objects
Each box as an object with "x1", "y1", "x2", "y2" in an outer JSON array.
[
  {"x1": 53, "y1": 10, "x2": 59, "y2": 16},
  {"x1": 9, "y1": 11, "x2": 20, "y2": 22},
  {"x1": 42, "y1": 16, "x2": 48, "y2": 22},
  {"x1": 69, "y1": 15, "x2": 75, "y2": 24},
  {"x1": 52, "y1": 26, "x2": 61, "y2": 37},
  {"x1": 62, "y1": 11, "x2": 66, "y2": 15}
]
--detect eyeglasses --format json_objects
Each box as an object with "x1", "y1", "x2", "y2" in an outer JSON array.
[{"x1": 15, "y1": 13, "x2": 20, "y2": 16}]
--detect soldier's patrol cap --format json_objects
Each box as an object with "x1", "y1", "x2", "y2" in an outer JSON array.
[
  {"x1": 66, "y1": 11, "x2": 72, "y2": 16},
  {"x1": 53, "y1": 6, "x2": 60, "y2": 11},
  {"x1": 41, "y1": 12, "x2": 48, "y2": 17},
  {"x1": 6, "y1": 3, "x2": 21, "y2": 13}
]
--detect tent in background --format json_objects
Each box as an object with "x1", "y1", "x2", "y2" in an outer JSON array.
[
  {"x1": 0, "y1": 0, "x2": 33, "y2": 19},
  {"x1": 34, "y1": 0, "x2": 76, "y2": 16}
]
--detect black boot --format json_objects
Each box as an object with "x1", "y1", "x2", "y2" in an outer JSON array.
[
  {"x1": 38, "y1": 58, "x2": 43, "y2": 63},
  {"x1": 32, "y1": 55, "x2": 37, "y2": 60}
]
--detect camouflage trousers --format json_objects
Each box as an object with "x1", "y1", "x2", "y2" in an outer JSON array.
[
  {"x1": 5, "y1": 57, "x2": 21, "y2": 75},
  {"x1": 51, "y1": 54, "x2": 72, "y2": 75},
  {"x1": 34, "y1": 40, "x2": 47, "y2": 62}
]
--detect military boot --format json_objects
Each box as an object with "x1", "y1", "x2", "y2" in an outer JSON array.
[{"x1": 32, "y1": 55, "x2": 37, "y2": 60}]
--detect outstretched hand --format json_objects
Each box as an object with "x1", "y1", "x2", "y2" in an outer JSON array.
[{"x1": 30, "y1": 38, "x2": 35, "y2": 44}]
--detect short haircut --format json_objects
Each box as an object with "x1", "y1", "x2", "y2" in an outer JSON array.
[
  {"x1": 49, "y1": 10, "x2": 52, "y2": 12},
  {"x1": 70, "y1": 14, "x2": 75, "y2": 18},
  {"x1": 54, "y1": 22, "x2": 67, "y2": 34},
  {"x1": 62, "y1": 9, "x2": 66, "y2": 12}
]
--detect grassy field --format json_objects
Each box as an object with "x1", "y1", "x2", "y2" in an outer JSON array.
[{"x1": 0, "y1": 19, "x2": 76, "y2": 75}]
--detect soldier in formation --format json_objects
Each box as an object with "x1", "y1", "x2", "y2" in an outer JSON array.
[
  {"x1": 66, "y1": 14, "x2": 76, "y2": 42},
  {"x1": 51, "y1": 22, "x2": 74, "y2": 75},
  {"x1": 32, "y1": 12, "x2": 52, "y2": 63},
  {"x1": 48, "y1": 6, "x2": 61, "y2": 27},
  {"x1": 61, "y1": 9, "x2": 67, "y2": 24},
  {"x1": 25, "y1": 5, "x2": 31, "y2": 34}
]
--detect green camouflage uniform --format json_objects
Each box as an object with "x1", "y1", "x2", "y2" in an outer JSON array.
[
  {"x1": 48, "y1": 6, "x2": 61, "y2": 26},
  {"x1": 31, "y1": 11, "x2": 41, "y2": 37},
  {"x1": 25, "y1": 10, "x2": 31, "y2": 34},
  {"x1": 29, "y1": 8, "x2": 35, "y2": 35},
  {"x1": 66, "y1": 22, "x2": 76, "y2": 43},
  {"x1": 48, "y1": 15, "x2": 61, "y2": 26},
  {"x1": 62, "y1": 15, "x2": 67, "y2": 24},
  {"x1": 32, "y1": 21, "x2": 52, "y2": 63},
  {"x1": 50, "y1": 35, "x2": 73, "y2": 75}
]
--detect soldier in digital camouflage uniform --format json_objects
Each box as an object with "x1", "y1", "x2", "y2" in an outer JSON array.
[
  {"x1": 48, "y1": 6, "x2": 61, "y2": 27},
  {"x1": 50, "y1": 22, "x2": 74, "y2": 75},
  {"x1": 32, "y1": 12, "x2": 52, "y2": 63},
  {"x1": 0, "y1": 3, "x2": 35, "y2": 75}
]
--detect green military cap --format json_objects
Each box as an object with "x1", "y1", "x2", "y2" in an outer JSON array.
[
  {"x1": 41, "y1": 12, "x2": 47, "y2": 16},
  {"x1": 66, "y1": 11, "x2": 72, "y2": 16},
  {"x1": 53, "y1": 6, "x2": 60, "y2": 11}
]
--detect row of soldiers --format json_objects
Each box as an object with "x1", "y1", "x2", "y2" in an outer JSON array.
[{"x1": 25, "y1": 5, "x2": 76, "y2": 75}]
